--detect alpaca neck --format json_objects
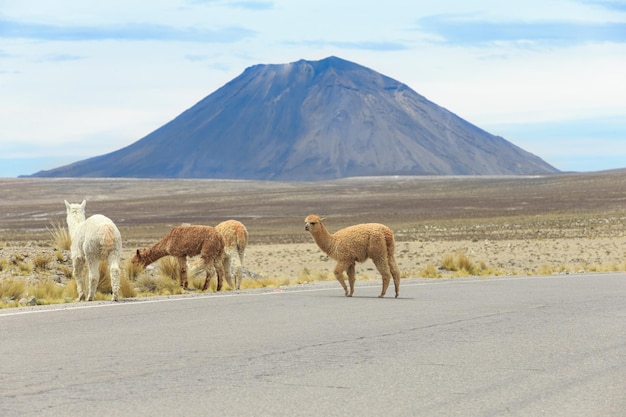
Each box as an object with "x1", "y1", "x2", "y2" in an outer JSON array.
[
  {"x1": 66, "y1": 216, "x2": 84, "y2": 238},
  {"x1": 140, "y1": 242, "x2": 170, "y2": 266},
  {"x1": 312, "y1": 224, "x2": 335, "y2": 256}
]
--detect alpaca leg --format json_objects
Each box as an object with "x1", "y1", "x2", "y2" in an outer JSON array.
[
  {"x1": 373, "y1": 258, "x2": 392, "y2": 298},
  {"x1": 346, "y1": 263, "x2": 356, "y2": 297},
  {"x1": 230, "y1": 252, "x2": 244, "y2": 290},
  {"x1": 222, "y1": 251, "x2": 234, "y2": 289},
  {"x1": 86, "y1": 259, "x2": 100, "y2": 301},
  {"x1": 333, "y1": 262, "x2": 350, "y2": 297},
  {"x1": 235, "y1": 252, "x2": 244, "y2": 290},
  {"x1": 72, "y1": 256, "x2": 86, "y2": 301},
  {"x1": 389, "y1": 255, "x2": 401, "y2": 298},
  {"x1": 201, "y1": 261, "x2": 214, "y2": 291},
  {"x1": 109, "y1": 256, "x2": 121, "y2": 302},
  {"x1": 177, "y1": 256, "x2": 188, "y2": 289},
  {"x1": 215, "y1": 259, "x2": 225, "y2": 292}
]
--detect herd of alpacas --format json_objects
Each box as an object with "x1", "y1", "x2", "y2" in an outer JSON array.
[{"x1": 64, "y1": 200, "x2": 401, "y2": 302}]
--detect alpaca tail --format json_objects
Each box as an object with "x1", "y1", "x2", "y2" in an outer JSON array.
[
  {"x1": 235, "y1": 227, "x2": 248, "y2": 258},
  {"x1": 382, "y1": 227, "x2": 395, "y2": 259}
]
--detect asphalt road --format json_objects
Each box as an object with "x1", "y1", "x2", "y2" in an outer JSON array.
[{"x1": 1, "y1": 273, "x2": 624, "y2": 417}]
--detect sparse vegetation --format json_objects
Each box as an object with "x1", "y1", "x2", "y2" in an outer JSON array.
[
  {"x1": 1, "y1": 173, "x2": 625, "y2": 308},
  {"x1": 418, "y1": 263, "x2": 441, "y2": 278},
  {"x1": 134, "y1": 273, "x2": 182, "y2": 296},
  {"x1": 440, "y1": 252, "x2": 480, "y2": 275},
  {"x1": 33, "y1": 253, "x2": 51, "y2": 271},
  {"x1": 0, "y1": 279, "x2": 27, "y2": 301}
]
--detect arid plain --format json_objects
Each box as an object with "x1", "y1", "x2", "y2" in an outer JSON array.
[{"x1": 1, "y1": 170, "x2": 625, "y2": 294}]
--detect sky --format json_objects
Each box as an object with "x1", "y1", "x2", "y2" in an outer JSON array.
[{"x1": 1, "y1": 0, "x2": 625, "y2": 177}]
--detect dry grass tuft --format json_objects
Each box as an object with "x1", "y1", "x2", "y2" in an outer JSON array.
[
  {"x1": 441, "y1": 252, "x2": 480, "y2": 275},
  {"x1": 438, "y1": 252, "x2": 503, "y2": 277},
  {"x1": 54, "y1": 250, "x2": 66, "y2": 263},
  {"x1": 58, "y1": 264, "x2": 72, "y2": 279},
  {"x1": 17, "y1": 260, "x2": 33, "y2": 275},
  {"x1": 134, "y1": 273, "x2": 182, "y2": 295},
  {"x1": 0, "y1": 258, "x2": 8, "y2": 272},
  {"x1": 97, "y1": 261, "x2": 136, "y2": 298},
  {"x1": 48, "y1": 221, "x2": 71, "y2": 250},
  {"x1": 419, "y1": 262, "x2": 442, "y2": 278},
  {"x1": 124, "y1": 260, "x2": 143, "y2": 282},
  {"x1": 31, "y1": 278, "x2": 67, "y2": 303},
  {"x1": 241, "y1": 276, "x2": 292, "y2": 289},
  {"x1": 294, "y1": 268, "x2": 332, "y2": 284},
  {"x1": 0, "y1": 278, "x2": 27, "y2": 301},
  {"x1": 119, "y1": 275, "x2": 136, "y2": 298},
  {"x1": 97, "y1": 261, "x2": 112, "y2": 294},
  {"x1": 65, "y1": 279, "x2": 78, "y2": 300},
  {"x1": 33, "y1": 253, "x2": 51, "y2": 271},
  {"x1": 157, "y1": 256, "x2": 181, "y2": 283}
]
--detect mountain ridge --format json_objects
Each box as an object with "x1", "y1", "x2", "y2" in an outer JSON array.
[{"x1": 28, "y1": 56, "x2": 558, "y2": 180}]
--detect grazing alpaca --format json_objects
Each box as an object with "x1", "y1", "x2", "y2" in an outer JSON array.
[
  {"x1": 304, "y1": 214, "x2": 401, "y2": 298},
  {"x1": 132, "y1": 225, "x2": 226, "y2": 291},
  {"x1": 188, "y1": 220, "x2": 249, "y2": 289},
  {"x1": 215, "y1": 220, "x2": 248, "y2": 290},
  {"x1": 65, "y1": 200, "x2": 122, "y2": 301}
]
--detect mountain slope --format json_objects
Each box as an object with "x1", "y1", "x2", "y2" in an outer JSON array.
[{"x1": 29, "y1": 56, "x2": 558, "y2": 180}]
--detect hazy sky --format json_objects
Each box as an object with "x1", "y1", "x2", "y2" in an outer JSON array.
[{"x1": 1, "y1": 0, "x2": 625, "y2": 177}]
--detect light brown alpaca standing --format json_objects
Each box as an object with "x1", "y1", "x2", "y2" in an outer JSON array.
[
  {"x1": 131, "y1": 225, "x2": 225, "y2": 291},
  {"x1": 215, "y1": 220, "x2": 248, "y2": 290},
  {"x1": 304, "y1": 214, "x2": 401, "y2": 298}
]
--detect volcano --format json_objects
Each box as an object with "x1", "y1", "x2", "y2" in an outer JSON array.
[{"x1": 29, "y1": 56, "x2": 558, "y2": 180}]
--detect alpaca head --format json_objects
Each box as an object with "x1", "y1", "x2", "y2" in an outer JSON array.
[
  {"x1": 130, "y1": 249, "x2": 149, "y2": 268},
  {"x1": 304, "y1": 214, "x2": 326, "y2": 232},
  {"x1": 64, "y1": 199, "x2": 87, "y2": 234},
  {"x1": 65, "y1": 199, "x2": 86, "y2": 220}
]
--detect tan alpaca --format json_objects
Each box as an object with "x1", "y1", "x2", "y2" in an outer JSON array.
[
  {"x1": 188, "y1": 220, "x2": 249, "y2": 289},
  {"x1": 304, "y1": 214, "x2": 401, "y2": 298},
  {"x1": 215, "y1": 220, "x2": 248, "y2": 290},
  {"x1": 131, "y1": 225, "x2": 225, "y2": 291}
]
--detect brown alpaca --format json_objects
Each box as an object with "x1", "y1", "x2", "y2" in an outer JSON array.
[
  {"x1": 304, "y1": 214, "x2": 401, "y2": 298},
  {"x1": 215, "y1": 220, "x2": 248, "y2": 290},
  {"x1": 131, "y1": 225, "x2": 225, "y2": 291}
]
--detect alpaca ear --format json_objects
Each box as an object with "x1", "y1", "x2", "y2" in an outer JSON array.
[
  {"x1": 80, "y1": 199, "x2": 86, "y2": 209},
  {"x1": 320, "y1": 217, "x2": 326, "y2": 222},
  {"x1": 136, "y1": 249, "x2": 141, "y2": 256},
  {"x1": 64, "y1": 200, "x2": 70, "y2": 210}
]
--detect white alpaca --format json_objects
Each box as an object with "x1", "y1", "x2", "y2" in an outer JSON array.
[{"x1": 65, "y1": 200, "x2": 122, "y2": 301}]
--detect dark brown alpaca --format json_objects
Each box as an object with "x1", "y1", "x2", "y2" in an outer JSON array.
[{"x1": 132, "y1": 225, "x2": 226, "y2": 291}]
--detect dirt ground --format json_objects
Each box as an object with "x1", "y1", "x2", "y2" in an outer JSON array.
[{"x1": 1, "y1": 171, "x2": 625, "y2": 285}]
